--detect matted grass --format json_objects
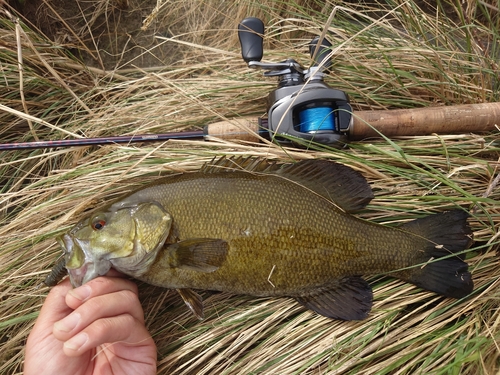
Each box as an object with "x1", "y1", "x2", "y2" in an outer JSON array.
[{"x1": 1, "y1": 0, "x2": 499, "y2": 374}]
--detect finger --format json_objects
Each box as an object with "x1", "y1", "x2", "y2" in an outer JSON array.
[
  {"x1": 53, "y1": 288, "x2": 145, "y2": 341},
  {"x1": 35, "y1": 278, "x2": 73, "y2": 326},
  {"x1": 26, "y1": 278, "x2": 73, "y2": 351},
  {"x1": 104, "y1": 268, "x2": 126, "y2": 278},
  {"x1": 65, "y1": 275, "x2": 139, "y2": 310},
  {"x1": 61, "y1": 313, "x2": 154, "y2": 357}
]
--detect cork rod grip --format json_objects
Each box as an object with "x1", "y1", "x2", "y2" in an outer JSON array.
[
  {"x1": 204, "y1": 118, "x2": 262, "y2": 142},
  {"x1": 350, "y1": 102, "x2": 500, "y2": 140}
]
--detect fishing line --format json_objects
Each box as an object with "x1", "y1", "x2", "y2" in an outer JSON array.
[{"x1": 297, "y1": 105, "x2": 336, "y2": 133}]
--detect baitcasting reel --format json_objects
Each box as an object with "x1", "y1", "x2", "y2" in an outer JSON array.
[{"x1": 238, "y1": 17, "x2": 353, "y2": 146}]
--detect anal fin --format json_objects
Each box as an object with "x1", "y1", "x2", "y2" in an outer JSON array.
[{"x1": 296, "y1": 276, "x2": 373, "y2": 320}]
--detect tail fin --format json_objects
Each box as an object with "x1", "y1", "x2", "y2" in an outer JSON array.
[{"x1": 397, "y1": 210, "x2": 473, "y2": 298}]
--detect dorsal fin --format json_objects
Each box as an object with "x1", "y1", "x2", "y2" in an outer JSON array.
[
  {"x1": 201, "y1": 157, "x2": 373, "y2": 212},
  {"x1": 275, "y1": 159, "x2": 374, "y2": 212}
]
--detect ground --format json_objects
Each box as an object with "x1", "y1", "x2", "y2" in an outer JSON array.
[
  {"x1": 8, "y1": 0, "x2": 463, "y2": 70},
  {"x1": 9, "y1": 0, "x2": 193, "y2": 69}
]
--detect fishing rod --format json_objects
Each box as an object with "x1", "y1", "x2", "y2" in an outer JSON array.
[
  {"x1": 1, "y1": 17, "x2": 499, "y2": 151},
  {"x1": 2, "y1": 101, "x2": 499, "y2": 151}
]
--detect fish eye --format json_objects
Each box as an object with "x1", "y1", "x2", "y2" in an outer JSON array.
[{"x1": 92, "y1": 219, "x2": 106, "y2": 230}]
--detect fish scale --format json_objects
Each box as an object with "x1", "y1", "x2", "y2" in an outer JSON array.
[
  {"x1": 58, "y1": 158, "x2": 473, "y2": 320},
  {"x1": 122, "y1": 173, "x2": 437, "y2": 290}
]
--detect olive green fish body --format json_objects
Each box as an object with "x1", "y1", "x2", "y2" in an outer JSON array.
[
  {"x1": 123, "y1": 172, "x2": 416, "y2": 295},
  {"x1": 58, "y1": 158, "x2": 473, "y2": 320}
]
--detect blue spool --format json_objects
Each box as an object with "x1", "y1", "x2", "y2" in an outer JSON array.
[{"x1": 298, "y1": 106, "x2": 336, "y2": 133}]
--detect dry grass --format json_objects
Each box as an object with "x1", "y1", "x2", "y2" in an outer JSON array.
[{"x1": 1, "y1": 0, "x2": 500, "y2": 374}]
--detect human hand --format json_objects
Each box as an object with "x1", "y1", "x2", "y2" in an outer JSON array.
[{"x1": 25, "y1": 274, "x2": 157, "y2": 375}]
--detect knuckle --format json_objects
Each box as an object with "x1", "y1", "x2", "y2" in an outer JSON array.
[
  {"x1": 120, "y1": 290, "x2": 145, "y2": 319},
  {"x1": 124, "y1": 280, "x2": 139, "y2": 295},
  {"x1": 96, "y1": 317, "x2": 115, "y2": 333},
  {"x1": 86, "y1": 277, "x2": 112, "y2": 294},
  {"x1": 83, "y1": 294, "x2": 106, "y2": 312},
  {"x1": 87, "y1": 275, "x2": 138, "y2": 295},
  {"x1": 120, "y1": 314, "x2": 137, "y2": 327},
  {"x1": 120, "y1": 288, "x2": 139, "y2": 304},
  {"x1": 92, "y1": 314, "x2": 137, "y2": 338}
]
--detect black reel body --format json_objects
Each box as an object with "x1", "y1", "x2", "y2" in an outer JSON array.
[{"x1": 238, "y1": 17, "x2": 352, "y2": 146}]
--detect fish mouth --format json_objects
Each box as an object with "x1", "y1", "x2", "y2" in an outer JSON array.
[
  {"x1": 57, "y1": 234, "x2": 111, "y2": 288},
  {"x1": 67, "y1": 263, "x2": 89, "y2": 288},
  {"x1": 57, "y1": 234, "x2": 73, "y2": 256}
]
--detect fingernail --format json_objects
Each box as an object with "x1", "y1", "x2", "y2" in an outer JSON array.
[
  {"x1": 64, "y1": 332, "x2": 88, "y2": 351},
  {"x1": 68, "y1": 285, "x2": 91, "y2": 301},
  {"x1": 54, "y1": 312, "x2": 81, "y2": 333}
]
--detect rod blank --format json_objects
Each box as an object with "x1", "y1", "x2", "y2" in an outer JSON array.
[{"x1": 0, "y1": 130, "x2": 204, "y2": 151}]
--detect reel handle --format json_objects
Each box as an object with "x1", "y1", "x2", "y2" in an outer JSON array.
[{"x1": 238, "y1": 17, "x2": 264, "y2": 63}]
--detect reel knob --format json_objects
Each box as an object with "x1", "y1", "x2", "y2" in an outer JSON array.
[
  {"x1": 238, "y1": 17, "x2": 264, "y2": 63},
  {"x1": 309, "y1": 36, "x2": 333, "y2": 72}
]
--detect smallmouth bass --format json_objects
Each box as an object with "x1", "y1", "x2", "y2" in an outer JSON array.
[{"x1": 57, "y1": 157, "x2": 473, "y2": 320}]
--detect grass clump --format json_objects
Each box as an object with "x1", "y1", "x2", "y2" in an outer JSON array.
[{"x1": 1, "y1": 1, "x2": 500, "y2": 374}]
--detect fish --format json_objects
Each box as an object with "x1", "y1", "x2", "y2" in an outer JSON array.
[{"x1": 57, "y1": 157, "x2": 474, "y2": 321}]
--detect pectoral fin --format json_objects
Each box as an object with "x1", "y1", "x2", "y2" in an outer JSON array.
[
  {"x1": 296, "y1": 276, "x2": 373, "y2": 320},
  {"x1": 177, "y1": 288, "x2": 204, "y2": 320},
  {"x1": 166, "y1": 238, "x2": 228, "y2": 273}
]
